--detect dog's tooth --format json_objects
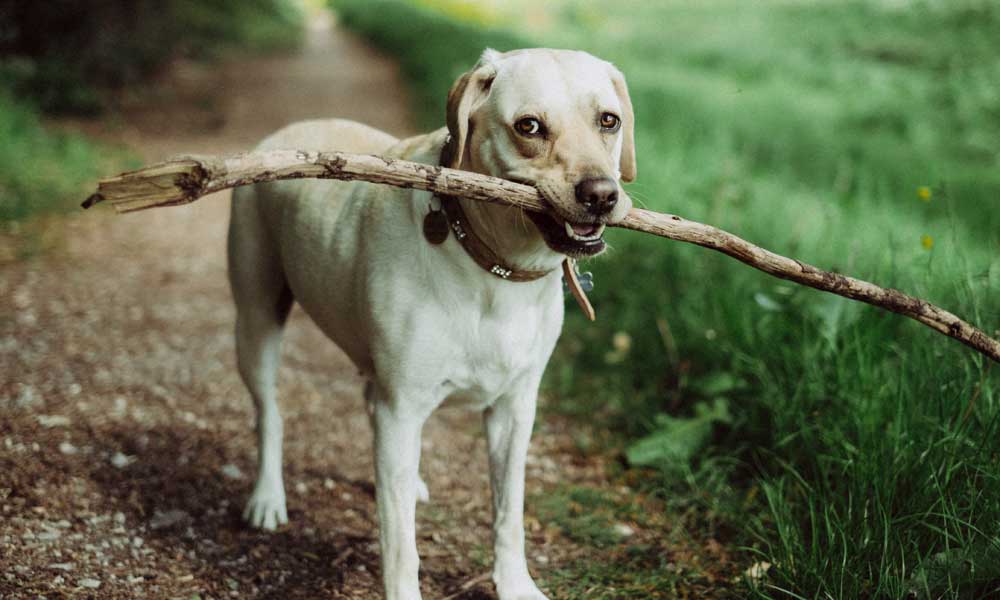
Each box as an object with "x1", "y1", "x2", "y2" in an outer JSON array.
[{"x1": 565, "y1": 221, "x2": 575, "y2": 239}]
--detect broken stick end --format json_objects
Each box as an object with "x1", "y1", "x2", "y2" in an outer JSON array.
[{"x1": 81, "y1": 193, "x2": 103, "y2": 210}]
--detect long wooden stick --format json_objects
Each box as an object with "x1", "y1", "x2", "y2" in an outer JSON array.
[{"x1": 83, "y1": 150, "x2": 1000, "y2": 364}]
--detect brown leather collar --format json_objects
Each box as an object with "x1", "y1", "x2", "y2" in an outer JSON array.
[
  {"x1": 432, "y1": 140, "x2": 554, "y2": 282},
  {"x1": 434, "y1": 194, "x2": 552, "y2": 282},
  {"x1": 428, "y1": 141, "x2": 596, "y2": 319}
]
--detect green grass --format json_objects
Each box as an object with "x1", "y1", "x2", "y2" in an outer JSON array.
[
  {"x1": 0, "y1": 92, "x2": 125, "y2": 224},
  {"x1": 1, "y1": 1, "x2": 305, "y2": 225},
  {"x1": 533, "y1": 484, "x2": 730, "y2": 598},
  {"x1": 336, "y1": 1, "x2": 1000, "y2": 597}
]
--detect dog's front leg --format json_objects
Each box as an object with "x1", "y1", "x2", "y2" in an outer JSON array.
[
  {"x1": 486, "y1": 384, "x2": 549, "y2": 600},
  {"x1": 371, "y1": 384, "x2": 429, "y2": 600}
]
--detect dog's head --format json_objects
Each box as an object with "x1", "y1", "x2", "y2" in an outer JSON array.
[{"x1": 443, "y1": 48, "x2": 636, "y2": 259}]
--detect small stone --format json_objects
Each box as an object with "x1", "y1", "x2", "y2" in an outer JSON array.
[
  {"x1": 110, "y1": 452, "x2": 135, "y2": 469},
  {"x1": 294, "y1": 481, "x2": 308, "y2": 495},
  {"x1": 150, "y1": 509, "x2": 189, "y2": 530},
  {"x1": 37, "y1": 415, "x2": 71, "y2": 428},
  {"x1": 79, "y1": 578, "x2": 101, "y2": 589},
  {"x1": 113, "y1": 512, "x2": 126, "y2": 524},
  {"x1": 12, "y1": 286, "x2": 32, "y2": 309},
  {"x1": 220, "y1": 463, "x2": 244, "y2": 480},
  {"x1": 131, "y1": 536, "x2": 144, "y2": 548},
  {"x1": 613, "y1": 523, "x2": 635, "y2": 538},
  {"x1": 58, "y1": 441, "x2": 78, "y2": 455},
  {"x1": 16, "y1": 384, "x2": 37, "y2": 408},
  {"x1": 37, "y1": 530, "x2": 62, "y2": 541},
  {"x1": 322, "y1": 478, "x2": 336, "y2": 490},
  {"x1": 48, "y1": 563, "x2": 75, "y2": 571}
]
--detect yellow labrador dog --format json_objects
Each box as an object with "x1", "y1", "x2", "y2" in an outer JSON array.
[{"x1": 227, "y1": 48, "x2": 635, "y2": 600}]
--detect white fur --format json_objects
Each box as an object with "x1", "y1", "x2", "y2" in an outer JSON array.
[{"x1": 227, "y1": 48, "x2": 635, "y2": 600}]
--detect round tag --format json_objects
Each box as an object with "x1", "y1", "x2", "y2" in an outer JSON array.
[{"x1": 423, "y1": 209, "x2": 449, "y2": 245}]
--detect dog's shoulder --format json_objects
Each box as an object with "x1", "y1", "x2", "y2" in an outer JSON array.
[
  {"x1": 383, "y1": 127, "x2": 449, "y2": 166},
  {"x1": 256, "y1": 118, "x2": 399, "y2": 155}
]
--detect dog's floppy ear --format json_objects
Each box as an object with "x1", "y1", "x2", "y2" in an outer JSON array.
[
  {"x1": 444, "y1": 52, "x2": 497, "y2": 169},
  {"x1": 608, "y1": 64, "x2": 637, "y2": 182}
]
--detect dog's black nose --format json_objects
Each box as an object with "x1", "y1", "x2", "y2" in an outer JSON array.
[{"x1": 574, "y1": 177, "x2": 618, "y2": 215}]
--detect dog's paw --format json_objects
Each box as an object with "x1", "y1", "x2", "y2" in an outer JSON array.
[
  {"x1": 416, "y1": 477, "x2": 430, "y2": 504},
  {"x1": 497, "y1": 588, "x2": 549, "y2": 600},
  {"x1": 495, "y1": 575, "x2": 549, "y2": 600},
  {"x1": 242, "y1": 487, "x2": 288, "y2": 530}
]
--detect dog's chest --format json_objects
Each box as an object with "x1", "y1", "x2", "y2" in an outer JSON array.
[{"x1": 429, "y1": 284, "x2": 564, "y2": 408}]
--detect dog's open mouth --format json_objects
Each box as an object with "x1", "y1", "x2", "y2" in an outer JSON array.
[{"x1": 527, "y1": 211, "x2": 607, "y2": 257}]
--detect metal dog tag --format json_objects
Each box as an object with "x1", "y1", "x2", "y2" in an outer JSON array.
[
  {"x1": 562, "y1": 259, "x2": 596, "y2": 321},
  {"x1": 562, "y1": 264, "x2": 595, "y2": 293},
  {"x1": 423, "y1": 208, "x2": 449, "y2": 245}
]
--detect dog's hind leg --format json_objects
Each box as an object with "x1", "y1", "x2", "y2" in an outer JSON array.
[{"x1": 229, "y1": 185, "x2": 294, "y2": 530}]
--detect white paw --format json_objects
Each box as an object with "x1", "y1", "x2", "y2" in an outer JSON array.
[
  {"x1": 416, "y1": 477, "x2": 430, "y2": 504},
  {"x1": 495, "y1": 574, "x2": 548, "y2": 600},
  {"x1": 242, "y1": 485, "x2": 288, "y2": 530}
]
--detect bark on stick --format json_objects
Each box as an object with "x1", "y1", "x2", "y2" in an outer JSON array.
[{"x1": 84, "y1": 150, "x2": 1000, "y2": 364}]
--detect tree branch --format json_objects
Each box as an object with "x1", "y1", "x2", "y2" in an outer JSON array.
[{"x1": 83, "y1": 150, "x2": 1000, "y2": 364}]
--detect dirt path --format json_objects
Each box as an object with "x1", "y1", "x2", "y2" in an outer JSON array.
[{"x1": 0, "y1": 13, "x2": 638, "y2": 600}]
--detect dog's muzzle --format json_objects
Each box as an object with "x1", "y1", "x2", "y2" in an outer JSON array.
[{"x1": 527, "y1": 211, "x2": 607, "y2": 258}]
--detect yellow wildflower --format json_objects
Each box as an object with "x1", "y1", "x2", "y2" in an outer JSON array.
[
  {"x1": 921, "y1": 234, "x2": 934, "y2": 250},
  {"x1": 612, "y1": 332, "x2": 632, "y2": 353},
  {"x1": 917, "y1": 186, "x2": 932, "y2": 202}
]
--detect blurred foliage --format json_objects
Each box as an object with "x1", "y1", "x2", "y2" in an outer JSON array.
[
  {"x1": 338, "y1": 1, "x2": 1000, "y2": 597},
  {"x1": 410, "y1": 0, "x2": 506, "y2": 26},
  {"x1": 0, "y1": 92, "x2": 128, "y2": 223},
  {"x1": 334, "y1": 0, "x2": 522, "y2": 130},
  {"x1": 0, "y1": 0, "x2": 304, "y2": 114},
  {"x1": 626, "y1": 398, "x2": 731, "y2": 467},
  {"x1": 0, "y1": 0, "x2": 303, "y2": 225}
]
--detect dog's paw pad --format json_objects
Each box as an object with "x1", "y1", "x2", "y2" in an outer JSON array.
[
  {"x1": 416, "y1": 477, "x2": 430, "y2": 504},
  {"x1": 243, "y1": 491, "x2": 288, "y2": 530}
]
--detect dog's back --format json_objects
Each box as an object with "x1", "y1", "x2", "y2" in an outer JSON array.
[
  {"x1": 227, "y1": 118, "x2": 402, "y2": 362},
  {"x1": 229, "y1": 118, "x2": 397, "y2": 252}
]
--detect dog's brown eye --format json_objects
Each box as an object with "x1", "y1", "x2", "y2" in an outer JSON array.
[
  {"x1": 599, "y1": 112, "x2": 621, "y2": 131},
  {"x1": 515, "y1": 117, "x2": 544, "y2": 136}
]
